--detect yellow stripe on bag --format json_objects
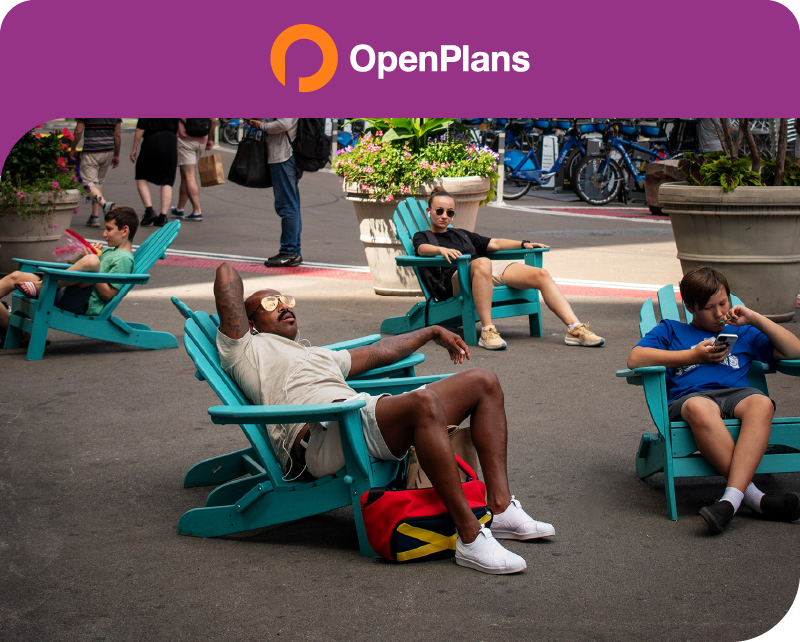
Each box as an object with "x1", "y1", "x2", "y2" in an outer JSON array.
[{"x1": 394, "y1": 513, "x2": 492, "y2": 562}]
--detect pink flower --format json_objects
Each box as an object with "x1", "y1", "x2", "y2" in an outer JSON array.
[
  {"x1": 404, "y1": 152, "x2": 411, "y2": 159},
  {"x1": 16, "y1": 192, "x2": 25, "y2": 199},
  {"x1": 385, "y1": 195, "x2": 394, "y2": 202},
  {"x1": 73, "y1": 208, "x2": 79, "y2": 214},
  {"x1": 61, "y1": 143, "x2": 69, "y2": 151},
  {"x1": 56, "y1": 157, "x2": 66, "y2": 168},
  {"x1": 365, "y1": 166, "x2": 374, "y2": 174},
  {"x1": 61, "y1": 128, "x2": 75, "y2": 141},
  {"x1": 52, "y1": 225, "x2": 57, "y2": 230},
  {"x1": 420, "y1": 161, "x2": 429, "y2": 169},
  {"x1": 52, "y1": 182, "x2": 60, "y2": 189}
]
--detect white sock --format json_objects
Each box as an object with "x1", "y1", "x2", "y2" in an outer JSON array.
[
  {"x1": 720, "y1": 487, "x2": 744, "y2": 513},
  {"x1": 743, "y1": 482, "x2": 765, "y2": 513},
  {"x1": 482, "y1": 324, "x2": 495, "y2": 331},
  {"x1": 568, "y1": 323, "x2": 581, "y2": 331}
]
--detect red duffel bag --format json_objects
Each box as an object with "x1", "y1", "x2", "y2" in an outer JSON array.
[{"x1": 359, "y1": 455, "x2": 492, "y2": 562}]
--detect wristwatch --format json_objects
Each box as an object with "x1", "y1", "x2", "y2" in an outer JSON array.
[{"x1": 520, "y1": 240, "x2": 530, "y2": 248}]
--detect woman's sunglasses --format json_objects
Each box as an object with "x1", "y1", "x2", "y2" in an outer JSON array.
[
  {"x1": 433, "y1": 207, "x2": 456, "y2": 217},
  {"x1": 249, "y1": 295, "x2": 296, "y2": 318}
]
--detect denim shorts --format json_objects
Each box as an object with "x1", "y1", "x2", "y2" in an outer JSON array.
[{"x1": 668, "y1": 387, "x2": 776, "y2": 422}]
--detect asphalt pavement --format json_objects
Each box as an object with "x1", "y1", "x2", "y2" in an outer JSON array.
[{"x1": 1, "y1": 127, "x2": 799, "y2": 642}]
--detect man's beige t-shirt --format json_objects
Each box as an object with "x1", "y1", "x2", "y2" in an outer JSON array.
[{"x1": 217, "y1": 330, "x2": 355, "y2": 471}]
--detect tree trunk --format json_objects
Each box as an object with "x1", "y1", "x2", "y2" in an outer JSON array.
[
  {"x1": 712, "y1": 119, "x2": 728, "y2": 153},
  {"x1": 774, "y1": 118, "x2": 788, "y2": 186},
  {"x1": 732, "y1": 119, "x2": 747, "y2": 160},
  {"x1": 742, "y1": 122, "x2": 762, "y2": 173},
  {"x1": 720, "y1": 119, "x2": 735, "y2": 155}
]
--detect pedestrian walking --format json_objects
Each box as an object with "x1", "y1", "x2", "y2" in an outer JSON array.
[
  {"x1": 247, "y1": 118, "x2": 303, "y2": 267},
  {"x1": 68, "y1": 118, "x2": 121, "y2": 228},
  {"x1": 170, "y1": 119, "x2": 216, "y2": 222},
  {"x1": 130, "y1": 119, "x2": 179, "y2": 227}
]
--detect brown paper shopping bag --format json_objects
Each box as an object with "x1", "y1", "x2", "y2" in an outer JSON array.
[
  {"x1": 405, "y1": 425, "x2": 479, "y2": 489},
  {"x1": 198, "y1": 154, "x2": 225, "y2": 187}
]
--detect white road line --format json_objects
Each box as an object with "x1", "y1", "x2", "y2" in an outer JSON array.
[{"x1": 489, "y1": 202, "x2": 671, "y2": 224}]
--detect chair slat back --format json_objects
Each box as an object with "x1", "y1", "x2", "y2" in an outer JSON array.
[
  {"x1": 393, "y1": 199, "x2": 433, "y2": 300},
  {"x1": 184, "y1": 318, "x2": 250, "y2": 406},
  {"x1": 657, "y1": 285, "x2": 682, "y2": 322},
  {"x1": 639, "y1": 299, "x2": 658, "y2": 338}
]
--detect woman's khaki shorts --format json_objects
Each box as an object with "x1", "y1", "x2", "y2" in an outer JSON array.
[{"x1": 451, "y1": 259, "x2": 517, "y2": 296}]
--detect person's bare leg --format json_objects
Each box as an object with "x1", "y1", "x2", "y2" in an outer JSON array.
[
  {"x1": 0, "y1": 301, "x2": 9, "y2": 332},
  {"x1": 136, "y1": 180, "x2": 153, "y2": 209},
  {"x1": 180, "y1": 164, "x2": 201, "y2": 214},
  {"x1": 160, "y1": 185, "x2": 173, "y2": 216},
  {"x1": 55, "y1": 254, "x2": 101, "y2": 287},
  {"x1": 0, "y1": 271, "x2": 42, "y2": 297},
  {"x1": 502, "y1": 263, "x2": 579, "y2": 326},
  {"x1": 469, "y1": 258, "x2": 495, "y2": 327},
  {"x1": 177, "y1": 171, "x2": 188, "y2": 210}
]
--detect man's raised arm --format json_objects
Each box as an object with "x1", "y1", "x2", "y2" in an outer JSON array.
[
  {"x1": 214, "y1": 262, "x2": 249, "y2": 339},
  {"x1": 347, "y1": 326, "x2": 469, "y2": 377}
]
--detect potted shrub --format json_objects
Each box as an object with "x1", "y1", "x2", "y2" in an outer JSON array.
[
  {"x1": 333, "y1": 119, "x2": 499, "y2": 296},
  {"x1": 659, "y1": 118, "x2": 800, "y2": 321},
  {"x1": 1, "y1": 127, "x2": 90, "y2": 275}
]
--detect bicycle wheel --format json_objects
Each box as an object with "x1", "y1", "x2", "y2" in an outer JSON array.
[
  {"x1": 502, "y1": 164, "x2": 531, "y2": 200},
  {"x1": 573, "y1": 155, "x2": 623, "y2": 205},
  {"x1": 222, "y1": 125, "x2": 239, "y2": 145},
  {"x1": 565, "y1": 148, "x2": 584, "y2": 193}
]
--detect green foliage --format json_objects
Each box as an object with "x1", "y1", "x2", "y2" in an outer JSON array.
[
  {"x1": 677, "y1": 152, "x2": 762, "y2": 192},
  {"x1": 353, "y1": 118, "x2": 462, "y2": 154},
  {"x1": 760, "y1": 157, "x2": 800, "y2": 186},
  {"x1": 1, "y1": 128, "x2": 90, "y2": 218},
  {"x1": 333, "y1": 129, "x2": 499, "y2": 204}
]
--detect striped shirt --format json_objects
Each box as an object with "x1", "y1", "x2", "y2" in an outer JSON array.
[{"x1": 76, "y1": 118, "x2": 121, "y2": 153}]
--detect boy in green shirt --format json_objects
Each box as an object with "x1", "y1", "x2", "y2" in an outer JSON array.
[{"x1": 0, "y1": 207, "x2": 137, "y2": 319}]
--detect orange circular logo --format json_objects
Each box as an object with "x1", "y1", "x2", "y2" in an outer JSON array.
[{"x1": 270, "y1": 24, "x2": 338, "y2": 92}]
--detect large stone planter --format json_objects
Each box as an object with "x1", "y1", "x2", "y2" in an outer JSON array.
[
  {"x1": 659, "y1": 182, "x2": 800, "y2": 322},
  {"x1": 345, "y1": 176, "x2": 491, "y2": 296},
  {"x1": 0, "y1": 190, "x2": 82, "y2": 276}
]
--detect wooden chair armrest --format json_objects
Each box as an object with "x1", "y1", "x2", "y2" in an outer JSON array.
[
  {"x1": 348, "y1": 373, "x2": 451, "y2": 395},
  {"x1": 14, "y1": 257, "x2": 76, "y2": 272},
  {"x1": 775, "y1": 359, "x2": 800, "y2": 375},
  {"x1": 616, "y1": 366, "x2": 667, "y2": 378},
  {"x1": 207, "y1": 399, "x2": 367, "y2": 425},
  {"x1": 37, "y1": 267, "x2": 150, "y2": 285},
  {"x1": 324, "y1": 334, "x2": 382, "y2": 351},
  {"x1": 395, "y1": 255, "x2": 471, "y2": 267},
  {"x1": 484, "y1": 248, "x2": 549, "y2": 260}
]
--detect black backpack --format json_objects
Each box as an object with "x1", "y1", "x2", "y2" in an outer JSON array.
[
  {"x1": 184, "y1": 118, "x2": 212, "y2": 137},
  {"x1": 286, "y1": 119, "x2": 331, "y2": 172}
]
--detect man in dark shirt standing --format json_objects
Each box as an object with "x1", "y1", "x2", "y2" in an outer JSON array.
[{"x1": 70, "y1": 118, "x2": 122, "y2": 227}]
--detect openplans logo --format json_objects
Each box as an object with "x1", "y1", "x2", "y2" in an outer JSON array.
[{"x1": 270, "y1": 24, "x2": 530, "y2": 91}]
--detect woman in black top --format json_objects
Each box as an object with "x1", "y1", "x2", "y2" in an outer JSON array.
[
  {"x1": 413, "y1": 188, "x2": 604, "y2": 350},
  {"x1": 130, "y1": 118, "x2": 179, "y2": 227}
]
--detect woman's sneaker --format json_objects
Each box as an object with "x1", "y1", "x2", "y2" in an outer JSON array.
[
  {"x1": 565, "y1": 322, "x2": 604, "y2": 347},
  {"x1": 183, "y1": 212, "x2": 203, "y2": 222},
  {"x1": 169, "y1": 206, "x2": 184, "y2": 218},
  {"x1": 455, "y1": 526, "x2": 526, "y2": 574},
  {"x1": 490, "y1": 496, "x2": 555, "y2": 540},
  {"x1": 479, "y1": 325, "x2": 507, "y2": 350}
]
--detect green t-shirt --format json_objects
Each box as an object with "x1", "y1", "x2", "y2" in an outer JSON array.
[{"x1": 85, "y1": 247, "x2": 135, "y2": 316}]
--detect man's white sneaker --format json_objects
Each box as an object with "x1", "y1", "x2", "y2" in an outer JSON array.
[
  {"x1": 455, "y1": 526, "x2": 526, "y2": 574},
  {"x1": 490, "y1": 496, "x2": 555, "y2": 540}
]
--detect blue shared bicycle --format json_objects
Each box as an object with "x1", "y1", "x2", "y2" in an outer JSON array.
[{"x1": 502, "y1": 119, "x2": 605, "y2": 200}]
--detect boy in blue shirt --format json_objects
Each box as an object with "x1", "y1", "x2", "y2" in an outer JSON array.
[{"x1": 628, "y1": 266, "x2": 800, "y2": 534}]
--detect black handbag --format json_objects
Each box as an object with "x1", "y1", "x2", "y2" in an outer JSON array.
[{"x1": 228, "y1": 127, "x2": 272, "y2": 188}]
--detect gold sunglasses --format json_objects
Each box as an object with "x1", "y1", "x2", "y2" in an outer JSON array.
[{"x1": 249, "y1": 295, "x2": 296, "y2": 318}]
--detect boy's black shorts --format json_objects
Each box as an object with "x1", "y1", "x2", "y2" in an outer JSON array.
[
  {"x1": 54, "y1": 285, "x2": 94, "y2": 315},
  {"x1": 668, "y1": 387, "x2": 776, "y2": 422}
]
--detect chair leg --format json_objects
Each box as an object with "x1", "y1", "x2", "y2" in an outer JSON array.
[
  {"x1": 3, "y1": 319, "x2": 22, "y2": 349},
  {"x1": 528, "y1": 311, "x2": 543, "y2": 338},
  {"x1": 664, "y1": 461, "x2": 678, "y2": 521},
  {"x1": 25, "y1": 319, "x2": 50, "y2": 361}
]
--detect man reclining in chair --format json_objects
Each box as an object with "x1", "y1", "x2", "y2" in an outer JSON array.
[
  {"x1": 214, "y1": 262, "x2": 554, "y2": 574},
  {"x1": 628, "y1": 266, "x2": 800, "y2": 534}
]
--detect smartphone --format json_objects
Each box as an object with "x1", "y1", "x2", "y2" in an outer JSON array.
[{"x1": 713, "y1": 333, "x2": 738, "y2": 349}]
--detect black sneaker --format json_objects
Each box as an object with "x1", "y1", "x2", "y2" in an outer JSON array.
[
  {"x1": 759, "y1": 492, "x2": 800, "y2": 522},
  {"x1": 153, "y1": 214, "x2": 168, "y2": 227},
  {"x1": 141, "y1": 209, "x2": 158, "y2": 226},
  {"x1": 264, "y1": 253, "x2": 302, "y2": 268},
  {"x1": 700, "y1": 500, "x2": 735, "y2": 535}
]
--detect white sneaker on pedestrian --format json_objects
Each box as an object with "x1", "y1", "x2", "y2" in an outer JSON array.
[
  {"x1": 455, "y1": 526, "x2": 526, "y2": 574},
  {"x1": 490, "y1": 496, "x2": 555, "y2": 540}
]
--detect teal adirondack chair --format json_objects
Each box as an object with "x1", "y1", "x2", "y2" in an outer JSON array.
[
  {"x1": 380, "y1": 198, "x2": 548, "y2": 345},
  {"x1": 174, "y1": 297, "x2": 450, "y2": 556},
  {"x1": 617, "y1": 285, "x2": 800, "y2": 520},
  {"x1": 4, "y1": 221, "x2": 181, "y2": 360}
]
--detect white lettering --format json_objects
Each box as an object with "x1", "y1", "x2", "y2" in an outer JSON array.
[
  {"x1": 350, "y1": 45, "x2": 375, "y2": 72},
  {"x1": 462, "y1": 45, "x2": 469, "y2": 72},
  {"x1": 512, "y1": 51, "x2": 530, "y2": 72},
  {"x1": 470, "y1": 52, "x2": 490, "y2": 72},
  {"x1": 378, "y1": 51, "x2": 398, "y2": 79},
  {"x1": 419, "y1": 51, "x2": 437, "y2": 72},
  {"x1": 440, "y1": 45, "x2": 461, "y2": 71},
  {"x1": 491, "y1": 51, "x2": 510, "y2": 72},
  {"x1": 399, "y1": 51, "x2": 417, "y2": 72}
]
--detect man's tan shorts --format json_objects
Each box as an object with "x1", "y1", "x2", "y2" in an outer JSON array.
[
  {"x1": 177, "y1": 138, "x2": 205, "y2": 166},
  {"x1": 79, "y1": 151, "x2": 113, "y2": 187},
  {"x1": 451, "y1": 259, "x2": 517, "y2": 296}
]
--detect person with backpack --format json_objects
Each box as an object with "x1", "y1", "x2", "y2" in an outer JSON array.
[
  {"x1": 414, "y1": 188, "x2": 605, "y2": 350},
  {"x1": 247, "y1": 118, "x2": 305, "y2": 267},
  {"x1": 168, "y1": 118, "x2": 216, "y2": 223}
]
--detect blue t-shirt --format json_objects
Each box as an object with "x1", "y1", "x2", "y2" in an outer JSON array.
[{"x1": 635, "y1": 320, "x2": 775, "y2": 403}]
